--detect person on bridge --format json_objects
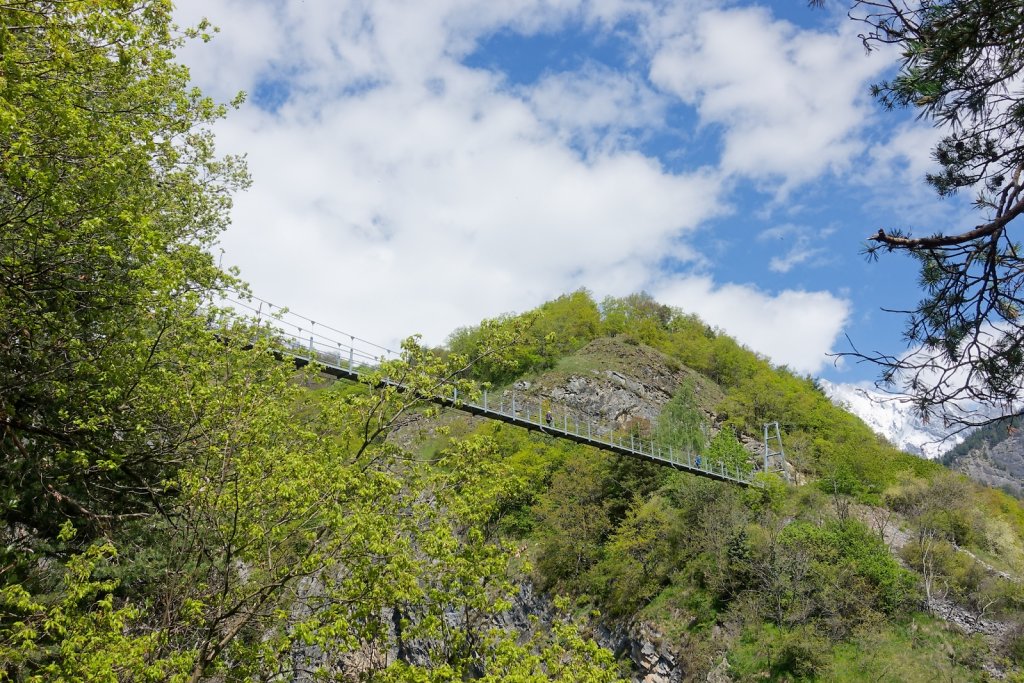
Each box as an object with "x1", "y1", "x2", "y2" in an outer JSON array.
[{"x1": 545, "y1": 411, "x2": 553, "y2": 428}]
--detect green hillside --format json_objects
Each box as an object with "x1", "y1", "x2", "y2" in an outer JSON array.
[
  {"x1": 434, "y1": 290, "x2": 1024, "y2": 680},
  {"x1": 5, "y1": 4, "x2": 1024, "y2": 679}
]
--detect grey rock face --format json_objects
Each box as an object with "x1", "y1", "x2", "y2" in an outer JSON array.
[{"x1": 953, "y1": 433, "x2": 1024, "y2": 497}]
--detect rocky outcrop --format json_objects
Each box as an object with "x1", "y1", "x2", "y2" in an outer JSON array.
[
  {"x1": 544, "y1": 371, "x2": 674, "y2": 427},
  {"x1": 952, "y1": 434, "x2": 1024, "y2": 498},
  {"x1": 626, "y1": 624, "x2": 683, "y2": 683},
  {"x1": 538, "y1": 337, "x2": 723, "y2": 428}
]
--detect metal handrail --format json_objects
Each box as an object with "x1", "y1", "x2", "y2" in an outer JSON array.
[{"x1": 221, "y1": 292, "x2": 762, "y2": 488}]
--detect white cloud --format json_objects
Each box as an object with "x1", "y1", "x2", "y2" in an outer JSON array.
[
  {"x1": 652, "y1": 276, "x2": 851, "y2": 374},
  {"x1": 648, "y1": 7, "x2": 886, "y2": 188},
  {"x1": 171, "y1": 0, "x2": 866, "y2": 372},
  {"x1": 204, "y1": 66, "x2": 727, "y2": 350},
  {"x1": 757, "y1": 223, "x2": 830, "y2": 274},
  {"x1": 525, "y1": 63, "x2": 667, "y2": 153},
  {"x1": 869, "y1": 122, "x2": 944, "y2": 186},
  {"x1": 769, "y1": 248, "x2": 817, "y2": 274}
]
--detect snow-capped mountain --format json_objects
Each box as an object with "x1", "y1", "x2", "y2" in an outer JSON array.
[{"x1": 818, "y1": 379, "x2": 968, "y2": 459}]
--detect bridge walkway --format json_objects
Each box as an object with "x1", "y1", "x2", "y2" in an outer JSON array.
[{"x1": 231, "y1": 294, "x2": 760, "y2": 488}]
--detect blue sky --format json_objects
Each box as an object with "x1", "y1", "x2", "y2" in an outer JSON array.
[{"x1": 173, "y1": 0, "x2": 973, "y2": 384}]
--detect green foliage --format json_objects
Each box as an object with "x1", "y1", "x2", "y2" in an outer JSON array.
[
  {"x1": 730, "y1": 616, "x2": 995, "y2": 681},
  {"x1": 591, "y1": 497, "x2": 679, "y2": 617},
  {"x1": 737, "y1": 518, "x2": 918, "y2": 639},
  {"x1": 463, "y1": 422, "x2": 567, "y2": 538},
  {"x1": 826, "y1": 521, "x2": 921, "y2": 615},
  {"x1": 743, "y1": 473, "x2": 788, "y2": 513},
  {"x1": 705, "y1": 427, "x2": 751, "y2": 476},
  {"x1": 532, "y1": 452, "x2": 620, "y2": 589},
  {"x1": 0, "y1": 3, "x2": 623, "y2": 678},
  {"x1": 887, "y1": 474, "x2": 986, "y2": 546},
  {"x1": 599, "y1": 293, "x2": 672, "y2": 347},
  {"x1": 447, "y1": 290, "x2": 602, "y2": 384},
  {"x1": 826, "y1": 617, "x2": 991, "y2": 682},
  {"x1": 729, "y1": 623, "x2": 829, "y2": 680},
  {"x1": 0, "y1": 541, "x2": 186, "y2": 682},
  {"x1": 0, "y1": 0, "x2": 248, "y2": 546},
  {"x1": 656, "y1": 380, "x2": 707, "y2": 457}
]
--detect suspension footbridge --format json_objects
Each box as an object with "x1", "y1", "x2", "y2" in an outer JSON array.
[{"x1": 227, "y1": 294, "x2": 781, "y2": 488}]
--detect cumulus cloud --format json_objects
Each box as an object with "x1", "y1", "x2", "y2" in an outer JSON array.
[
  {"x1": 524, "y1": 63, "x2": 667, "y2": 153},
  {"x1": 652, "y1": 276, "x2": 851, "y2": 374},
  {"x1": 171, "y1": 0, "x2": 883, "y2": 372},
  {"x1": 648, "y1": 6, "x2": 886, "y2": 188},
  {"x1": 173, "y1": 1, "x2": 725, "y2": 347}
]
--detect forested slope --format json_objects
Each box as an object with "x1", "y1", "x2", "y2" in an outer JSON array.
[
  {"x1": 5, "y1": 4, "x2": 1024, "y2": 681},
  {"x1": 438, "y1": 290, "x2": 1024, "y2": 681}
]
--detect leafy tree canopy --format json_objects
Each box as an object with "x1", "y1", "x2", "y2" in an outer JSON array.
[
  {"x1": 0, "y1": 3, "x2": 622, "y2": 679},
  {"x1": 0, "y1": 0, "x2": 249, "y2": 542}
]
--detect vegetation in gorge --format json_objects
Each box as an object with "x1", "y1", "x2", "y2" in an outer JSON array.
[
  {"x1": 7, "y1": 1, "x2": 1024, "y2": 680},
  {"x1": 0, "y1": 3, "x2": 619, "y2": 679},
  {"x1": 447, "y1": 290, "x2": 1024, "y2": 679}
]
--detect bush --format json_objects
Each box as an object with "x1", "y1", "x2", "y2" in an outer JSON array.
[
  {"x1": 1005, "y1": 623, "x2": 1024, "y2": 666},
  {"x1": 706, "y1": 427, "x2": 752, "y2": 476}
]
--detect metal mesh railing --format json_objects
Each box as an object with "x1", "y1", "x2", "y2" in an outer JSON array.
[{"x1": 220, "y1": 292, "x2": 760, "y2": 487}]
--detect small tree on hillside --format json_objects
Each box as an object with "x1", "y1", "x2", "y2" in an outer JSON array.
[
  {"x1": 657, "y1": 379, "x2": 708, "y2": 456},
  {"x1": 707, "y1": 427, "x2": 752, "y2": 475}
]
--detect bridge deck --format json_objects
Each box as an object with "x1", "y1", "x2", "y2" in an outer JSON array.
[{"x1": 292, "y1": 354, "x2": 757, "y2": 488}]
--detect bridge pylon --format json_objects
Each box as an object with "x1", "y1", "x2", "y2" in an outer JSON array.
[{"x1": 763, "y1": 421, "x2": 788, "y2": 482}]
